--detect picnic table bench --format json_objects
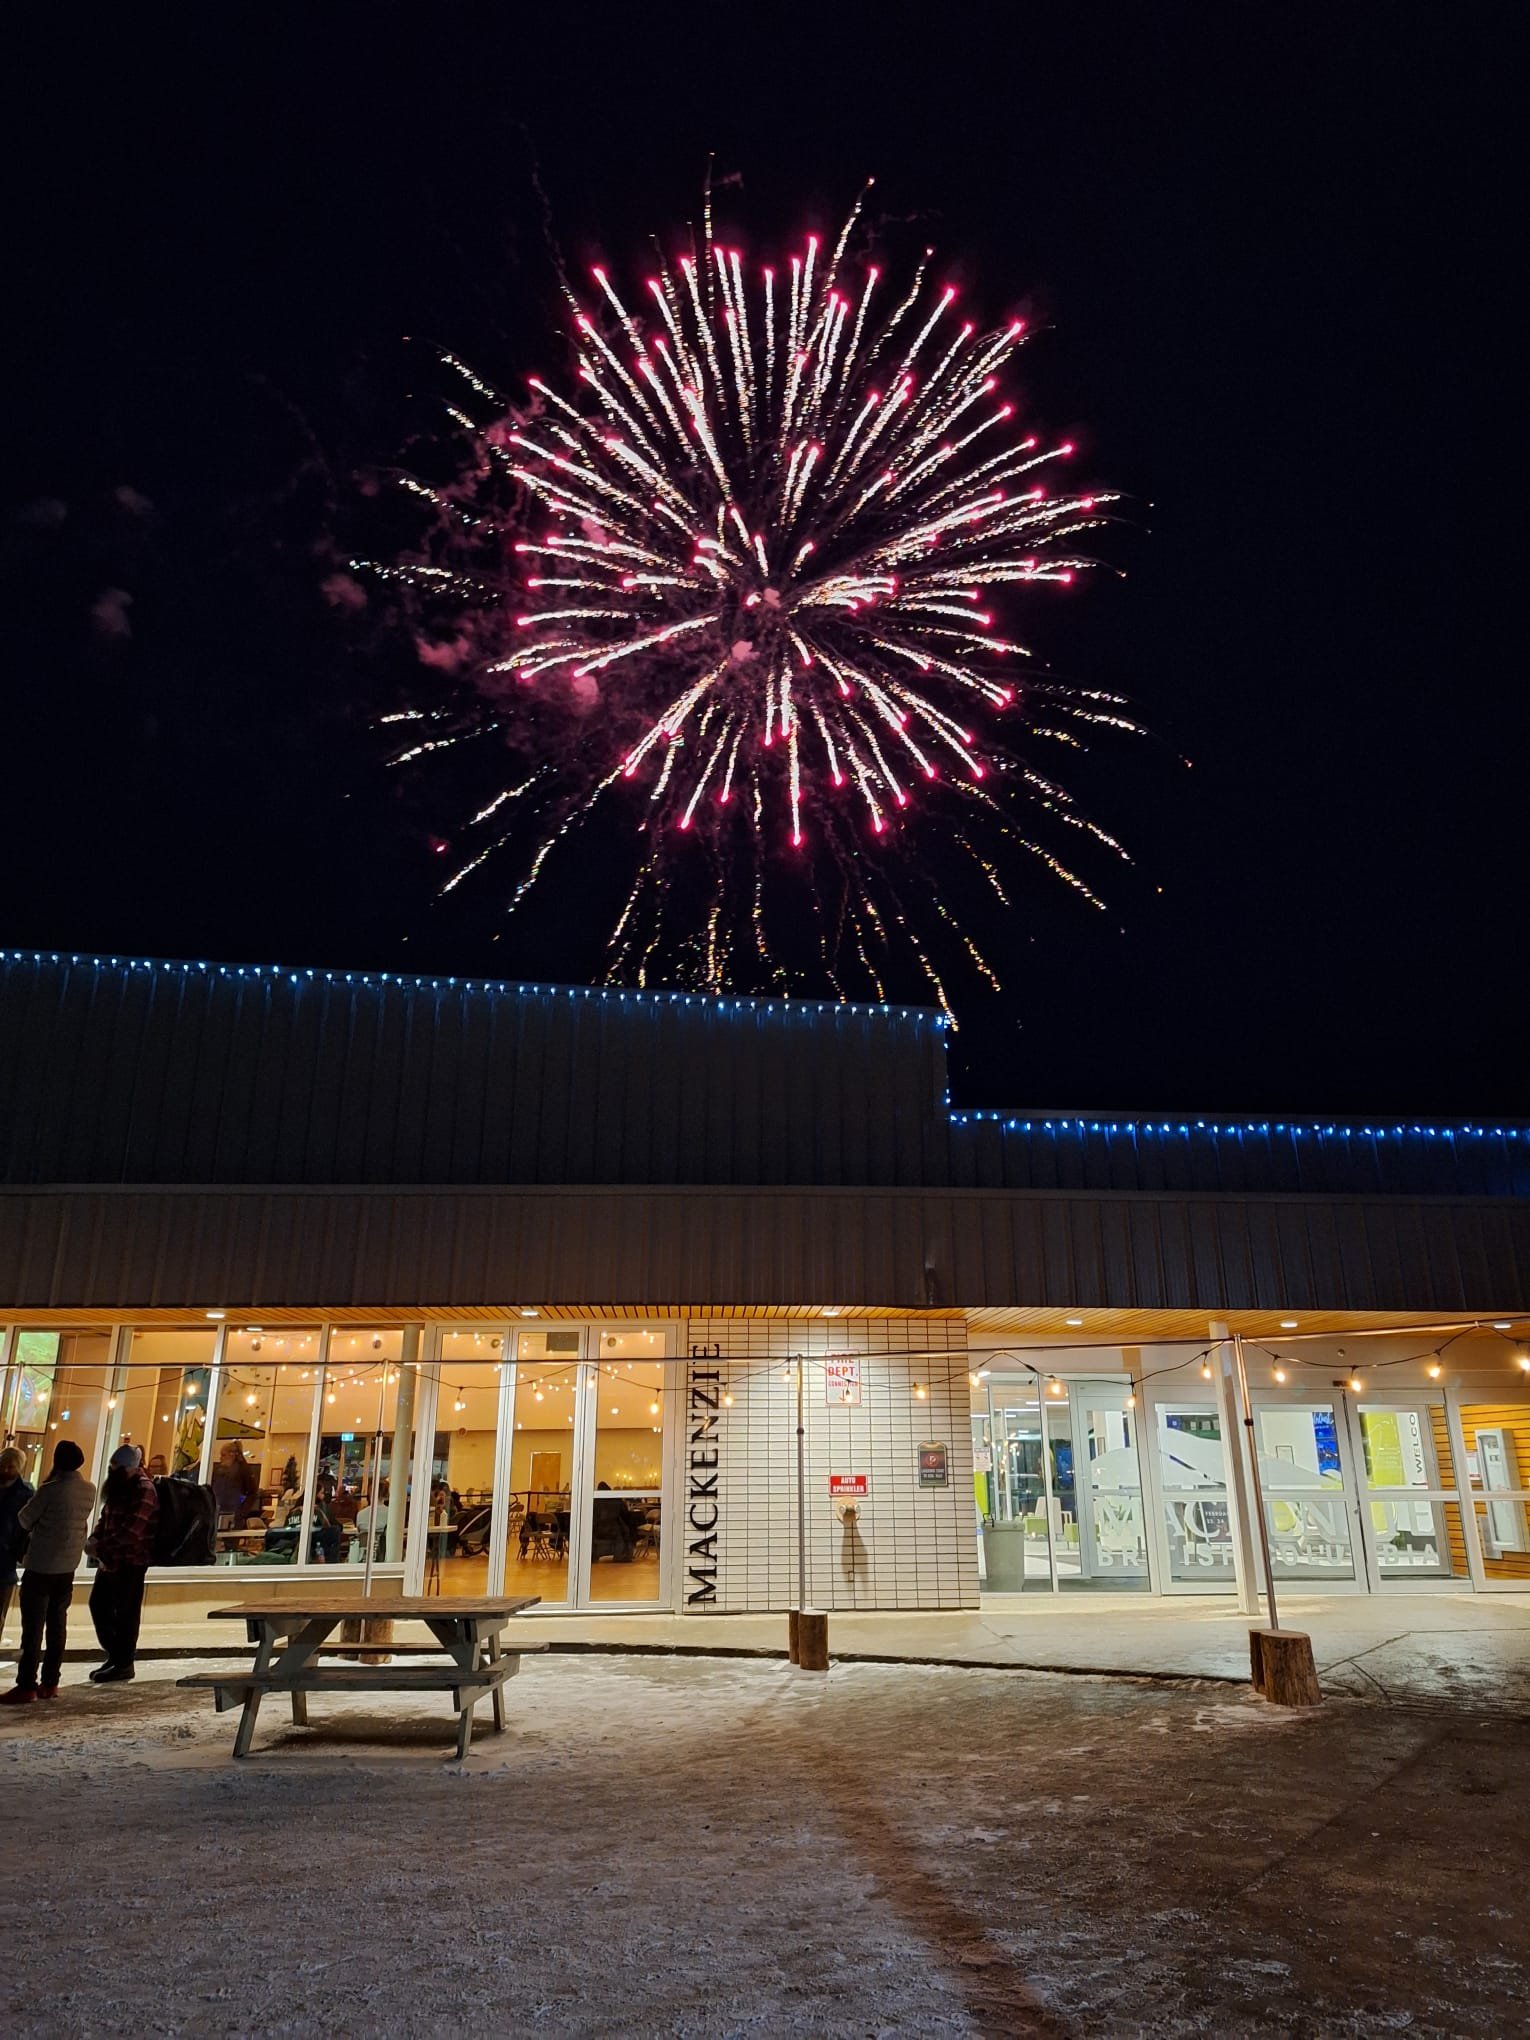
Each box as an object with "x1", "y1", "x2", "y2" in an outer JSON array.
[{"x1": 179, "y1": 1596, "x2": 542, "y2": 1760}]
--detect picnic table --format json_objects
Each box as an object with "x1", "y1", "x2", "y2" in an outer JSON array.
[{"x1": 179, "y1": 1596, "x2": 541, "y2": 1760}]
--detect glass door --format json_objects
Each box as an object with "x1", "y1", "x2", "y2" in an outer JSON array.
[
  {"x1": 1251, "y1": 1398, "x2": 1360, "y2": 1586},
  {"x1": 1053, "y1": 1385, "x2": 1149, "y2": 1591},
  {"x1": 1347, "y1": 1395, "x2": 1465, "y2": 1589},
  {"x1": 980, "y1": 1382, "x2": 1052, "y2": 1592},
  {"x1": 579, "y1": 1330, "x2": 670, "y2": 1607},
  {"x1": 1148, "y1": 1399, "x2": 1237, "y2": 1591}
]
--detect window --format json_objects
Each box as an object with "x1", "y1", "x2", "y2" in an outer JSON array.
[
  {"x1": 3, "y1": 1329, "x2": 114, "y2": 1486},
  {"x1": 115, "y1": 1328, "x2": 220, "y2": 1480},
  {"x1": 209, "y1": 1328, "x2": 321, "y2": 1564},
  {"x1": 433, "y1": 1330, "x2": 506, "y2": 1592}
]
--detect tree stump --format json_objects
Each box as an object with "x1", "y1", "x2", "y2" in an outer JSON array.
[
  {"x1": 797, "y1": 1609, "x2": 829, "y2": 1673},
  {"x1": 787, "y1": 1607, "x2": 801, "y2": 1663},
  {"x1": 1249, "y1": 1626, "x2": 1321, "y2": 1707},
  {"x1": 337, "y1": 1616, "x2": 395, "y2": 1664}
]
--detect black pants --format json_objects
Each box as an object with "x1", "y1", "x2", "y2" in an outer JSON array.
[
  {"x1": 17, "y1": 1569, "x2": 74, "y2": 1690},
  {"x1": 89, "y1": 1567, "x2": 149, "y2": 1668}
]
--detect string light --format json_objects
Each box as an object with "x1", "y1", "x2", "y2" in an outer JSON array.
[
  {"x1": 1200, "y1": 1361, "x2": 1213, "y2": 1380},
  {"x1": 1273, "y1": 1365, "x2": 1287, "y2": 1385}
]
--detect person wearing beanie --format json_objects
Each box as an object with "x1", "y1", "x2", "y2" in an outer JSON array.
[
  {"x1": 0, "y1": 1446, "x2": 35, "y2": 1642},
  {"x1": 2, "y1": 1439, "x2": 96, "y2": 1703},
  {"x1": 87, "y1": 1443, "x2": 159, "y2": 1683}
]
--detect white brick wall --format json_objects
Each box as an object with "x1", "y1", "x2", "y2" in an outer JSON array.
[{"x1": 683, "y1": 1317, "x2": 977, "y2": 1613}]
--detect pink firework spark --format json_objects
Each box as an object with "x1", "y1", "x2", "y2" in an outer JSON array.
[{"x1": 361, "y1": 185, "x2": 1145, "y2": 1012}]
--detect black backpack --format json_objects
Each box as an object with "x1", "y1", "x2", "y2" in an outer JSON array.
[{"x1": 152, "y1": 1478, "x2": 218, "y2": 1565}]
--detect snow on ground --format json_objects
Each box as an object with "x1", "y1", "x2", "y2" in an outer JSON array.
[{"x1": 0, "y1": 1652, "x2": 1525, "y2": 2036}]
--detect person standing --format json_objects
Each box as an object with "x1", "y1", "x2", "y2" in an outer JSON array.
[
  {"x1": 0, "y1": 1446, "x2": 36, "y2": 1641},
  {"x1": 87, "y1": 1443, "x2": 159, "y2": 1684},
  {"x1": 2, "y1": 1440, "x2": 95, "y2": 1703}
]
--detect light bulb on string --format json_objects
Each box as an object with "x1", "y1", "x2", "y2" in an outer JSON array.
[
  {"x1": 1273, "y1": 1365, "x2": 1288, "y2": 1385},
  {"x1": 1348, "y1": 1374, "x2": 1363, "y2": 1393},
  {"x1": 1200, "y1": 1361, "x2": 1213, "y2": 1381},
  {"x1": 1517, "y1": 1351, "x2": 1530, "y2": 1375},
  {"x1": 1426, "y1": 1361, "x2": 1442, "y2": 1381},
  {"x1": 722, "y1": 1392, "x2": 735, "y2": 1407}
]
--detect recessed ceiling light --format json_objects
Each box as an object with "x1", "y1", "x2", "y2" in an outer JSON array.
[
  {"x1": 1492, "y1": 1321, "x2": 1512, "y2": 1331},
  {"x1": 821, "y1": 1306, "x2": 842, "y2": 1317},
  {"x1": 205, "y1": 1310, "x2": 226, "y2": 1321},
  {"x1": 1065, "y1": 1316, "x2": 1083, "y2": 1327},
  {"x1": 520, "y1": 1308, "x2": 539, "y2": 1318},
  {"x1": 1279, "y1": 1319, "x2": 1299, "y2": 1330}
]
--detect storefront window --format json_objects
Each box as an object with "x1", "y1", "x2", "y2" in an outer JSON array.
[
  {"x1": 209, "y1": 1328, "x2": 320, "y2": 1564},
  {"x1": 434, "y1": 1330, "x2": 506, "y2": 1593},
  {"x1": 586, "y1": 1333, "x2": 666, "y2": 1603},
  {"x1": 114, "y1": 1328, "x2": 220, "y2": 1481},
  {"x1": 505, "y1": 1342, "x2": 576, "y2": 1603},
  {"x1": 2, "y1": 1329, "x2": 114, "y2": 1485},
  {"x1": 1458, "y1": 1402, "x2": 1530, "y2": 1585},
  {"x1": 315, "y1": 1329, "x2": 416, "y2": 1572}
]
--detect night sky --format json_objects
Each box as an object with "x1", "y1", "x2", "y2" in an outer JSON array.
[{"x1": 4, "y1": 8, "x2": 1522, "y2": 1115}]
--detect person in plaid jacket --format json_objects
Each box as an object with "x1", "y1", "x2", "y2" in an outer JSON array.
[{"x1": 87, "y1": 1444, "x2": 159, "y2": 1684}]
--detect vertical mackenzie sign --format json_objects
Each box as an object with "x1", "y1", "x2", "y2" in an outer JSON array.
[{"x1": 685, "y1": 1346, "x2": 723, "y2": 1604}]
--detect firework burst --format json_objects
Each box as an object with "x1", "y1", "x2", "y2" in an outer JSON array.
[{"x1": 361, "y1": 184, "x2": 1144, "y2": 1017}]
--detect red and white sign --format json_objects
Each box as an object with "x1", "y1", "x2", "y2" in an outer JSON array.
[
  {"x1": 825, "y1": 1357, "x2": 863, "y2": 1406},
  {"x1": 828, "y1": 1473, "x2": 868, "y2": 1499}
]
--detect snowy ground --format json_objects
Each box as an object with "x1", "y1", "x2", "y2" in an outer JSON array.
[{"x1": 0, "y1": 1653, "x2": 1525, "y2": 2036}]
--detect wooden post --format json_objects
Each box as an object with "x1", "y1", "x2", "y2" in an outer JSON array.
[
  {"x1": 337, "y1": 1616, "x2": 395, "y2": 1664},
  {"x1": 797, "y1": 1608, "x2": 829, "y2": 1672},
  {"x1": 788, "y1": 1607, "x2": 801, "y2": 1663},
  {"x1": 1249, "y1": 1625, "x2": 1321, "y2": 1707}
]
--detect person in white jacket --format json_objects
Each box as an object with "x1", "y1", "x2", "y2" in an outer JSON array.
[{"x1": 2, "y1": 1440, "x2": 96, "y2": 1702}]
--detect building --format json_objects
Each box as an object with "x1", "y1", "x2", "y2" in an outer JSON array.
[{"x1": 1, "y1": 947, "x2": 1527, "y2": 1629}]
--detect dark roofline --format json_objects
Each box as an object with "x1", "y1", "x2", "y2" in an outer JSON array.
[{"x1": 0, "y1": 948, "x2": 946, "y2": 1031}]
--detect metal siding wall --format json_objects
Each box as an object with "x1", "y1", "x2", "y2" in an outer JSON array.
[
  {"x1": 0, "y1": 955, "x2": 946, "y2": 1189},
  {"x1": 947, "y1": 1114, "x2": 1528, "y2": 1198},
  {"x1": 4, "y1": 1185, "x2": 1526, "y2": 1313}
]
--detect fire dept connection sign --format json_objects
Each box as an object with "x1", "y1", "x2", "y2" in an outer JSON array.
[{"x1": 825, "y1": 1358, "x2": 863, "y2": 1406}]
